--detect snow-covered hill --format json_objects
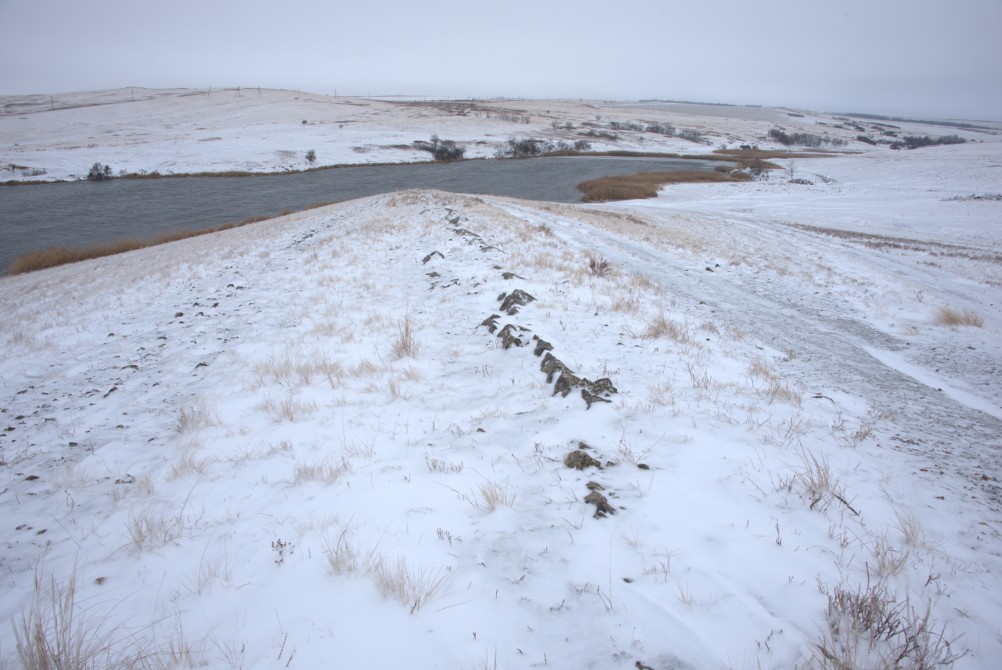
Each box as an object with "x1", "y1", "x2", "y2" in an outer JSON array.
[
  {"x1": 1, "y1": 90, "x2": 1001, "y2": 669},
  {"x1": 3, "y1": 87, "x2": 995, "y2": 183}
]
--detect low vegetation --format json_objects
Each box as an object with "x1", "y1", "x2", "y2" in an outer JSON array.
[
  {"x1": 609, "y1": 120, "x2": 707, "y2": 144},
  {"x1": 934, "y1": 306, "x2": 984, "y2": 327},
  {"x1": 415, "y1": 135, "x2": 465, "y2": 161},
  {"x1": 577, "y1": 170, "x2": 752, "y2": 202},
  {"x1": 86, "y1": 162, "x2": 113, "y2": 181},
  {"x1": 890, "y1": 135, "x2": 966, "y2": 150},
  {"x1": 495, "y1": 137, "x2": 553, "y2": 158},
  {"x1": 769, "y1": 129, "x2": 847, "y2": 148}
]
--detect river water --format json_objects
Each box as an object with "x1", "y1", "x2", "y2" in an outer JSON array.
[{"x1": 0, "y1": 156, "x2": 721, "y2": 273}]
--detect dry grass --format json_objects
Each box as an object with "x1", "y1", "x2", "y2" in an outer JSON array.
[
  {"x1": 127, "y1": 506, "x2": 188, "y2": 551},
  {"x1": 168, "y1": 445, "x2": 214, "y2": 480},
  {"x1": 577, "y1": 170, "x2": 753, "y2": 202},
  {"x1": 15, "y1": 568, "x2": 205, "y2": 669},
  {"x1": 369, "y1": 557, "x2": 451, "y2": 613},
  {"x1": 174, "y1": 404, "x2": 218, "y2": 433},
  {"x1": 391, "y1": 315, "x2": 421, "y2": 359},
  {"x1": 476, "y1": 481, "x2": 517, "y2": 511},
  {"x1": 258, "y1": 394, "x2": 318, "y2": 422},
  {"x1": 293, "y1": 456, "x2": 353, "y2": 485},
  {"x1": 869, "y1": 533, "x2": 909, "y2": 578},
  {"x1": 774, "y1": 449, "x2": 855, "y2": 514},
  {"x1": 15, "y1": 572, "x2": 141, "y2": 670},
  {"x1": 322, "y1": 531, "x2": 450, "y2": 612},
  {"x1": 747, "y1": 358, "x2": 802, "y2": 406},
  {"x1": 642, "y1": 312, "x2": 693, "y2": 345},
  {"x1": 933, "y1": 306, "x2": 984, "y2": 327}
]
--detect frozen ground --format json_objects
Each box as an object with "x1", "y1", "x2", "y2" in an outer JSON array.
[{"x1": 1, "y1": 91, "x2": 1001, "y2": 669}]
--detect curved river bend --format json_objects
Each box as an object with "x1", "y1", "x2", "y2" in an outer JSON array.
[{"x1": 0, "y1": 156, "x2": 721, "y2": 273}]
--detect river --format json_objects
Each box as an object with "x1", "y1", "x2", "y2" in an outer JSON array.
[{"x1": 0, "y1": 156, "x2": 722, "y2": 273}]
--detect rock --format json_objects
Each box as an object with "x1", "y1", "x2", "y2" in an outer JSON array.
[
  {"x1": 540, "y1": 353, "x2": 572, "y2": 384},
  {"x1": 499, "y1": 289, "x2": 536, "y2": 315},
  {"x1": 553, "y1": 370, "x2": 582, "y2": 398},
  {"x1": 480, "y1": 314, "x2": 501, "y2": 333},
  {"x1": 498, "y1": 323, "x2": 530, "y2": 349},
  {"x1": 565, "y1": 450, "x2": 602, "y2": 470},
  {"x1": 582, "y1": 389, "x2": 612, "y2": 409},
  {"x1": 584, "y1": 491, "x2": 616, "y2": 518},
  {"x1": 532, "y1": 336, "x2": 553, "y2": 357}
]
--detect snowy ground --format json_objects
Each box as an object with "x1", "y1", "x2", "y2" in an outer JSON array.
[
  {"x1": 4, "y1": 86, "x2": 996, "y2": 182},
  {"x1": 1, "y1": 91, "x2": 1001, "y2": 669}
]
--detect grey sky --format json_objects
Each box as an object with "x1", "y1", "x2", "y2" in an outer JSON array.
[{"x1": 2, "y1": 0, "x2": 1000, "y2": 119}]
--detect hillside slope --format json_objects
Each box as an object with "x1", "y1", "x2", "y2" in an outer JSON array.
[{"x1": 2, "y1": 186, "x2": 1000, "y2": 668}]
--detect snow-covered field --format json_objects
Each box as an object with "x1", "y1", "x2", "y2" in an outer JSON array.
[
  {"x1": 4, "y1": 86, "x2": 994, "y2": 182},
  {"x1": 1, "y1": 90, "x2": 1001, "y2": 669}
]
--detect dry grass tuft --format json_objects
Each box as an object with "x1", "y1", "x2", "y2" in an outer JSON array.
[
  {"x1": 259, "y1": 394, "x2": 318, "y2": 422},
  {"x1": 322, "y1": 530, "x2": 450, "y2": 612},
  {"x1": 128, "y1": 507, "x2": 186, "y2": 550},
  {"x1": 642, "y1": 312, "x2": 693, "y2": 345},
  {"x1": 933, "y1": 306, "x2": 983, "y2": 327},
  {"x1": 175, "y1": 403, "x2": 219, "y2": 433},
  {"x1": 476, "y1": 481, "x2": 517, "y2": 511},
  {"x1": 293, "y1": 457, "x2": 353, "y2": 485},
  {"x1": 13, "y1": 571, "x2": 164, "y2": 670},
  {"x1": 391, "y1": 315, "x2": 421, "y2": 359},
  {"x1": 370, "y1": 557, "x2": 451, "y2": 613},
  {"x1": 775, "y1": 449, "x2": 854, "y2": 514}
]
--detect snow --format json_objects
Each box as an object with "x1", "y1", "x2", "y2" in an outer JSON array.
[{"x1": 1, "y1": 89, "x2": 1001, "y2": 669}]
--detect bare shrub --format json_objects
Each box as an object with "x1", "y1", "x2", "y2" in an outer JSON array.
[
  {"x1": 769, "y1": 129, "x2": 846, "y2": 148},
  {"x1": 813, "y1": 580, "x2": 963, "y2": 669},
  {"x1": 777, "y1": 449, "x2": 857, "y2": 515},
  {"x1": 416, "y1": 135, "x2": 465, "y2": 161},
  {"x1": 933, "y1": 306, "x2": 983, "y2": 327},
  {"x1": 495, "y1": 137, "x2": 553, "y2": 158},
  {"x1": 890, "y1": 135, "x2": 966, "y2": 150},
  {"x1": 87, "y1": 162, "x2": 113, "y2": 181},
  {"x1": 587, "y1": 256, "x2": 613, "y2": 277}
]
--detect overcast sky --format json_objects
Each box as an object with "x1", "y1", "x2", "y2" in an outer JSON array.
[{"x1": 1, "y1": 0, "x2": 1000, "y2": 119}]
